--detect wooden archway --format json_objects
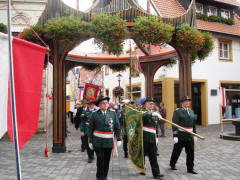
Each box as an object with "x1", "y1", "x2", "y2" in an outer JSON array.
[{"x1": 35, "y1": 0, "x2": 197, "y2": 152}]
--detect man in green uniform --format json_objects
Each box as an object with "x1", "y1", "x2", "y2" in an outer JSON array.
[
  {"x1": 169, "y1": 96, "x2": 198, "y2": 174},
  {"x1": 88, "y1": 96, "x2": 121, "y2": 180},
  {"x1": 141, "y1": 97, "x2": 164, "y2": 179},
  {"x1": 80, "y1": 97, "x2": 97, "y2": 163}
]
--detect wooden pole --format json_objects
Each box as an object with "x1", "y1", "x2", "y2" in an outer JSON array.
[
  {"x1": 129, "y1": 40, "x2": 132, "y2": 101},
  {"x1": 158, "y1": 117, "x2": 205, "y2": 140}
]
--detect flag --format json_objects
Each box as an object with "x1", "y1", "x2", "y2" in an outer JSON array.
[
  {"x1": 130, "y1": 56, "x2": 141, "y2": 77},
  {"x1": 125, "y1": 105, "x2": 145, "y2": 173},
  {"x1": 220, "y1": 87, "x2": 226, "y2": 108},
  {"x1": 83, "y1": 83, "x2": 99, "y2": 100},
  {"x1": 0, "y1": 33, "x2": 9, "y2": 138},
  {"x1": 0, "y1": 32, "x2": 46, "y2": 150}
]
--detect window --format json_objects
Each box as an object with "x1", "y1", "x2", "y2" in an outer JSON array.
[
  {"x1": 126, "y1": 84, "x2": 141, "y2": 103},
  {"x1": 219, "y1": 38, "x2": 232, "y2": 61},
  {"x1": 221, "y1": 9, "x2": 230, "y2": 18},
  {"x1": 196, "y1": 3, "x2": 203, "y2": 14},
  {"x1": 221, "y1": 83, "x2": 240, "y2": 120},
  {"x1": 207, "y1": 6, "x2": 217, "y2": 16}
]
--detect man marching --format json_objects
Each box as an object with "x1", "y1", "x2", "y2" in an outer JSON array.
[
  {"x1": 80, "y1": 97, "x2": 97, "y2": 163},
  {"x1": 169, "y1": 96, "x2": 198, "y2": 174},
  {"x1": 141, "y1": 97, "x2": 164, "y2": 179},
  {"x1": 88, "y1": 96, "x2": 122, "y2": 180}
]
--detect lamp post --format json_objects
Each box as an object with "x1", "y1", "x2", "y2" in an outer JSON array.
[{"x1": 116, "y1": 73, "x2": 122, "y2": 109}]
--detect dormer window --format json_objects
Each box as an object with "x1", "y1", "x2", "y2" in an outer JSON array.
[
  {"x1": 196, "y1": 3, "x2": 203, "y2": 14},
  {"x1": 207, "y1": 6, "x2": 217, "y2": 16},
  {"x1": 221, "y1": 9, "x2": 230, "y2": 18}
]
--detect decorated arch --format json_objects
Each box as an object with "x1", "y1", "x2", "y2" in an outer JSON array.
[{"x1": 18, "y1": 0, "x2": 213, "y2": 152}]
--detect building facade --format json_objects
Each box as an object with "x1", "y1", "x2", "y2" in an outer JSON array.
[{"x1": 104, "y1": 0, "x2": 240, "y2": 126}]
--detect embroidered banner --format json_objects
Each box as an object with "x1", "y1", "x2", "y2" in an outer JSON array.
[{"x1": 125, "y1": 105, "x2": 145, "y2": 173}]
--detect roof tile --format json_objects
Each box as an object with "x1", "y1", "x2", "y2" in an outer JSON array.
[{"x1": 152, "y1": 0, "x2": 185, "y2": 17}]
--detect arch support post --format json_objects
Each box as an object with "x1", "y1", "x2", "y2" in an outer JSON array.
[
  {"x1": 177, "y1": 49, "x2": 192, "y2": 100},
  {"x1": 52, "y1": 41, "x2": 71, "y2": 153}
]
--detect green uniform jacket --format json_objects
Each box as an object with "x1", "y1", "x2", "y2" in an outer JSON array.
[
  {"x1": 172, "y1": 107, "x2": 197, "y2": 141},
  {"x1": 80, "y1": 108, "x2": 97, "y2": 135},
  {"x1": 142, "y1": 110, "x2": 159, "y2": 143},
  {"x1": 88, "y1": 109, "x2": 121, "y2": 148}
]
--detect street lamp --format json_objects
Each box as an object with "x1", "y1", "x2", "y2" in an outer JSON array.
[
  {"x1": 116, "y1": 73, "x2": 122, "y2": 109},
  {"x1": 116, "y1": 73, "x2": 122, "y2": 87}
]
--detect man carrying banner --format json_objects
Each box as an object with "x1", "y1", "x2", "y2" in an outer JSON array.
[
  {"x1": 80, "y1": 97, "x2": 97, "y2": 163},
  {"x1": 169, "y1": 96, "x2": 198, "y2": 174},
  {"x1": 141, "y1": 97, "x2": 164, "y2": 179},
  {"x1": 88, "y1": 96, "x2": 122, "y2": 180}
]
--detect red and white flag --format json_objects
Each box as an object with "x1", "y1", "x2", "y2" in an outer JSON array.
[
  {"x1": 0, "y1": 32, "x2": 46, "y2": 150},
  {"x1": 220, "y1": 87, "x2": 226, "y2": 108}
]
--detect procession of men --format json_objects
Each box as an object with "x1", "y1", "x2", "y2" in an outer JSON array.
[{"x1": 73, "y1": 94, "x2": 199, "y2": 180}]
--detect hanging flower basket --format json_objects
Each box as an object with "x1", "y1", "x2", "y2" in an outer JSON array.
[
  {"x1": 133, "y1": 15, "x2": 174, "y2": 46},
  {"x1": 113, "y1": 86, "x2": 124, "y2": 97},
  {"x1": 175, "y1": 24, "x2": 205, "y2": 54},
  {"x1": 90, "y1": 14, "x2": 128, "y2": 55},
  {"x1": 108, "y1": 64, "x2": 128, "y2": 72}
]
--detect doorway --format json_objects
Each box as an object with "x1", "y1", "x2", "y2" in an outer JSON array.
[{"x1": 192, "y1": 83, "x2": 202, "y2": 125}]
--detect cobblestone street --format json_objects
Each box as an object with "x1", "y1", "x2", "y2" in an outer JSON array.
[{"x1": 0, "y1": 121, "x2": 239, "y2": 180}]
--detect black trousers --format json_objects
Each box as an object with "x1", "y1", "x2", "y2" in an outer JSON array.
[
  {"x1": 144, "y1": 142, "x2": 160, "y2": 177},
  {"x1": 81, "y1": 135, "x2": 85, "y2": 151},
  {"x1": 94, "y1": 147, "x2": 112, "y2": 180},
  {"x1": 83, "y1": 135, "x2": 94, "y2": 160},
  {"x1": 123, "y1": 135, "x2": 128, "y2": 156},
  {"x1": 170, "y1": 140, "x2": 194, "y2": 171}
]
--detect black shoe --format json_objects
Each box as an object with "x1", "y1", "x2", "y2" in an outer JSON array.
[
  {"x1": 88, "y1": 158, "x2": 93, "y2": 163},
  {"x1": 156, "y1": 153, "x2": 159, "y2": 156},
  {"x1": 81, "y1": 148, "x2": 85, "y2": 152},
  {"x1": 187, "y1": 170, "x2": 198, "y2": 174},
  {"x1": 154, "y1": 174, "x2": 164, "y2": 179},
  {"x1": 124, "y1": 154, "x2": 128, "y2": 158},
  {"x1": 170, "y1": 165, "x2": 177, "y2": 170},
  {"x1": 139, "y1": 172, "x2": 145, "y2": 175}
]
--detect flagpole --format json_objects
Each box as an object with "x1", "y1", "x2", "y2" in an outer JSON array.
[
  {"x1": 7, "y1": 0, "x2": 22, "y2": 179},
  {"x1": 129, "y1": 40, "x2": 132, "y2": 101}
]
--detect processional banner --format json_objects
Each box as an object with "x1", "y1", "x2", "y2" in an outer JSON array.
[
  {"x1": 125, "y1": 105, "x2": 145, "y2": 173},
  {"x1": 83, "y1": 83, "x2": 99, "y2": 100}
]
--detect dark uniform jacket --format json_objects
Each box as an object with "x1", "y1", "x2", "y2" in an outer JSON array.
[
  {"x1": 172, "y1": 107, "x2": 197, "y2": 141},
  {"x1": 88, "y1": 109, "x2": 121, "y2": 148},
  {"x1": 142, "y1": 110, "x2": 159, "y2": 143},
  {"x1": 119, "y1": 110, "x2": 127, "y2": 136},
  {"x1": 80, "y1": 107, "x2": 97, "y2": 135}
]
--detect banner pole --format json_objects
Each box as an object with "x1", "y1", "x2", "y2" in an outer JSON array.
[{"x1": 7, "y1": 0, "x2": 22, "y2": 179}]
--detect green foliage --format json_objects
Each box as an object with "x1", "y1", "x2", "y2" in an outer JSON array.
[
  {"x1": 175, "y1": 24, "x2": 204, "y2": 54},
  {"x1": 108, "y1": 64, "x2": 128, "y2": 71},
  {"x1": 0, "y1": 23, "x2": 7, "y2": 33},
  {"x1": 133, "y1": 15, "x2": 174, "y2": 46},
  {"x1": 44, "y1": 16, "x2": 91, "y2": 42},
  {"x1": 196, "y1": 13, "x2": 235, "y2": 25},
  {"x1": 18, "y1": 25, "x2": 45, "y2": 45},
  {"x1": 90, "y1": 14, "x2": 128, "y2": 55}
]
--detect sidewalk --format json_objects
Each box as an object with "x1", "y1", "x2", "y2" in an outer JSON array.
[{"x1": 0, "y1": 120, "x2": 239, "y2": 180}]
